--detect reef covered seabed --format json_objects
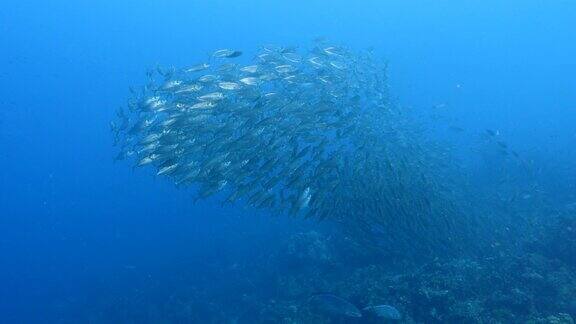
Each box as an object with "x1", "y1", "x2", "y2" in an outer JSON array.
[{"x1": 60, "y1": 212, "x2": 576, "y2": 324}]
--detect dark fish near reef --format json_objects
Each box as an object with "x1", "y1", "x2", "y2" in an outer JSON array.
[
  {"x1": 485, "y1": 129, "x2": 499, "y2": 137},
  {"x1": 308, "y1": 294, "x2": 362, "y2": 317},
  {"x1": 225, "y1": 50, "x2": 242, "y2": 58},
  {"x1": 363, "y1": 305, "x2": 402, "y2": 320}
]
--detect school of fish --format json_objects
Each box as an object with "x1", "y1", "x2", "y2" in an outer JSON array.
[{"x1": 111, "y1": 41, "x2": 466, "y2": 248}]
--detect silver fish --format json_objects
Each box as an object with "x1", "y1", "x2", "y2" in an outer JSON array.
[
  {"x1": 239, "y1": 77, "x2": 259, "y2": 86},
  {"x1": 212, "y1": 49, "x2": 242, "y2": 58},
  {"x1": 198, "y1": 92, "x2": 225, "y2": 101},
  {"x1": 218, "y1": 82, "x2": 242, "y2": 91},
  {"x1": 185, "y1": 63, "x2": 210, "y2": 73},
  {"x1": 240, "y1": 65, "x2": 259, "y2": 74}
]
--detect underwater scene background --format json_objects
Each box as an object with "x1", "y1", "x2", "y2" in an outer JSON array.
[{"x1": 1, "y1": 1, "x2": 575, "y2": 323}]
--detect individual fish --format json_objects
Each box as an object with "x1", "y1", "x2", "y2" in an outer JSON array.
[
  {"x1": 275, "y1": 64, "x2": 297, "y2": 74},
  {"x1": 109, "y1": 121, "x2": 119, "y2": 135},
  {"x1": 212, "y1": 49, "x2": 242, "y2": 58},
  {"x1": 175, "y1": 83, "x2": 203, "y2": 94},
  {"x1": 117, "y1": 115, "x2": 129, "y2": 131},
  {"x1": 139, "y1": 96, "x2": 166, "y2": 112},
  {"x1": 190, "y1": 101, "x2": 216, "y2": 109},
  {"x1": 157, "y1": 163, "x2": 179, "y2": 176},
  {"x1": 297, "y1": 187, "x2": 312, "y2": 210},
  {"x1": 135, "y1": 154, "x2": 160, "y2": 167},
  {"x1": 282, "y1": 52, "x2": 302, "y2": 63},
  {"x1": 218, "y1": 81, "x2": 242, "y2": 91},
  {"x1": 140, "y1": 133, "x2": 161, "y2": 145},
  {"x1": 308, "y1": 294, "x2": 362, "y2": 318},
  {"x1": 259, "y1": 73, "x2": 279, "y2": 81},
  {"x1": 308, "y1": 57, "x2": 324, "y2": 67},
  {"x1": 239, "y1": 77, "x2": 259, "y2": 86},
  {"x1": 217, "y1": 63, "x2": 238, "y2": 73},
  {"x1": 156, "y1": 65, "x2": 175, "y2": 78},
  {"x1": 329, "y1": 61, "x2": 347, "y2": 70},
  {"x1": 198, "y1": 92, "x2": 225, "y2": 102},
  {"x1": 323, "y1": 46, "x2": 345, "y2": 56},
  {"x1": 114, "y1": 148, "x2": 134, "y2": 161},
  {"x1": 138, "y1": 142, "x2": 159, "y2": 154},
  {"x1": 160, "y1": 80, "x2": 183, "y2": 91},
  {"x1": 362, "y1": 305, "x2": 401, "y2": 320},
  {"x1": 497, "y1": 141, "x2": 508, "y2": 149},
  {"x1": 226, "y1": 51, "x2": 242, "y2": 58},
  {"x1": 185, "y1": 63, "x2": 210, "y2": 73},
  {"x1": 485, "y1": 129, "x2": 499, "y2": 137},
  {"x1": 198, "y1": 74, "x2": 219, "y2": 83},
  {"x1": 240, "y1": 65, "x2": 259, "y2": 74},
  {"x1": 128, "y1": 117, "x2": 155, "y2": 135}
]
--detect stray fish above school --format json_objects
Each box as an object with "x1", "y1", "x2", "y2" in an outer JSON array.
[
  {"x1": 111, "y1": 40, "x2": 466, "y2": 247},
  {"x1": 212, "y1": 49, "x2": 242, "y2": 58}
]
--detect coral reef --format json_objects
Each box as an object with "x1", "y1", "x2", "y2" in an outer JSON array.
[{"x1": 80, "y1": 214, "x2": 576, "y2": 323}]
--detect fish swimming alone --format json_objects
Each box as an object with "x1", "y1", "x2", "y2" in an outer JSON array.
[
  {"x1": 212, "y1": 49, "x2": 242, "y2": 58},
  {"x1": 363, "y1": 305, "x2": 402, "y2": 320},
  {"x1": 307, "y1": 294, "x2": 362, "y2": 318}
]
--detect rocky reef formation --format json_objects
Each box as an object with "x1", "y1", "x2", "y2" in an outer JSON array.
[{"x1": 78, "y1": 214, "x2": 576, "y2": 323}]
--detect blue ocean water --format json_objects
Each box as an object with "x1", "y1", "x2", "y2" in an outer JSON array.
[{"x1": 1, "y1": 1, "x2": 575, "y2": 323}]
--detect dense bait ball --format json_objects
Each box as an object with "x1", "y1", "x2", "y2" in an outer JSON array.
[{"x1": 112, "y1": 41, "x2": 468, "y2": 253}]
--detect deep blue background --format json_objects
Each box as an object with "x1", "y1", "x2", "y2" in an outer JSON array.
[{"x1": 0, "y1": 1, "x2": 574, "y2": 321}]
